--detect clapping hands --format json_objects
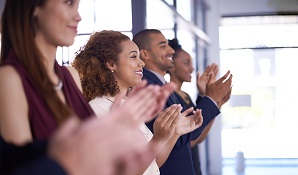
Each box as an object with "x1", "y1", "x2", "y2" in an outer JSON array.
[{"x1": 174, "y1": 107, "x2": 203, "y2": 136}]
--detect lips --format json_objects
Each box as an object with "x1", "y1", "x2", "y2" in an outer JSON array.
[
  {"x1": 135, "y1": 71, "x2": 143, "y2": 77},
  {"x1": 68, "y1": 25, "x2": 78, "y2": 33}
]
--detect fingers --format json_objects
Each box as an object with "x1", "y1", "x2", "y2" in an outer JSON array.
[
  {"x1": 128, "y1": 80, "x2": 147, "y2": 97},
  {"x1": 152, "y1": 82, "x2": 176, "y2": 116},
  {"x1": 128, "y1": 85, "x2": 159, "y2": 120},
  {"x1": 221, "y1": 72, "x2": 233, "y2": 92},
  {"x1": 203, "y1": 64, "x2": 212, "y2": 75},
  {"x1": 155, "y1": 104, "x2": 181, "y2": 129},
  {"x1": 112, "y1": 85, "x2": 159, "y2": 127},
  {"x1": 194, "y1": 109, "x2": 203, "y2": 125},
  {"x1": 181, "y1": 107, "x2": 194, "y2": 117},
  {"x1": 158, "y1": 82, "x2": 176, "y2": 102},
  {"x1": 196, "y1": 72, "x2": 200, "y2": 82},
  {"x1": 50, "y1": 117, "x2": 80, "y2": 144},
  {"x1": 212, "y1": 64, "x2": 219, "y2": 78},
  {"x1": 157, "y1": 104, "x2": 177, "y2": 119},
  {"x1": 218, "y1": 70, "x2": 231, "y2": 82},
  {"x1": 162, "y1": 105, "x2": 182, "y2": 127}
]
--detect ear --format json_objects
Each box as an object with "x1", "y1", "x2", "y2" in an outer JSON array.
[
  {"x1": 140, "y1": 49, "x2": 150, "y2": 61},
  {"x1": 33, "y1": 6, "x2": 40, "y2": 17},
  {"x1": 106, "y1": 61, "x2": 117, "y2": 72}
]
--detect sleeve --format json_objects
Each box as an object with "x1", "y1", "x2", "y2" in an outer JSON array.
[
  {"x1": 173, "y1": 96, "x2": 220, "y2": 148},
  {"x1": 11, "y1": 157, "x2": 66, "y2": 175},
  {"x1": 89, "y1": 98, "x2": 111, "y2": 117},
  {"x1": 0, "y1": 138, "x2": 67, "y2": 175},
  {"x1": 195, "y1": 94, "x2": 204, "y2": 104}
]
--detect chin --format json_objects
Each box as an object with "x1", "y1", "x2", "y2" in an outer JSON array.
[
  {"x1": 134, "y1": 79, "x2": 143, "y2": 86},
  {"x1": 61, "y1": 35, "x2": 75, "y2": 46}
]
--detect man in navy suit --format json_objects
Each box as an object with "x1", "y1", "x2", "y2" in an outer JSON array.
[{"x1": 133, "y1": 29, "x2": 233, "y2": 175}]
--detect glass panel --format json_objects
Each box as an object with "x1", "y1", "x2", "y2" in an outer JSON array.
[
  {"x1": 160, "y1": 29, "x2": 175, "y2": 39},
  {"x1": 164, "y1": 0, "x2": 174, "y2": 6},
  {"x1": 220, "y1": 15, "x2": 298, "y2": 49},
  {"x1": 177, "y1": 0, "x2": 192, "y2": 21},
  {"x1": 78, "y1": 0, "x2": 95, "y2": 34},
  {"x1": 220, "y1": 48, "x2": 298, "y2": 159},
  {"x1": 68, "y1": 35, "x2": 92, "y2": 65},
  {"x1": 94, "y1": 0, "x2": 132, "y2": 31},
  {"x1": 220, "y1": 16, "x2": 298, "y2": 171},
  {"x1": 121, "y1": 32, "x2": 133, "y2": 40},
  {"x1": 146, "y1": 0, "x2": 175, "y2": 29},
  {"x1": 56, "y1": 47, "x2": 63, "y2": 65}
]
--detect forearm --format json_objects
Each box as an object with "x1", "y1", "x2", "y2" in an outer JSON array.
[
  {"x1": 129, "y1": 137, "x2": 167, "y2": 175},
  {"x1": 156, "y1": 134, "x2": 180, "y2": 167}
]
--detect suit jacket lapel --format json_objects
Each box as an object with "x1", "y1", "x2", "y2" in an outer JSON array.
[{"x1": 143, "y1": 68, "x2": 178, "y2": 104}]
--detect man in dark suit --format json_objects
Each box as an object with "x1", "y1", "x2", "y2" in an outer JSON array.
[{"x1": 133, "y1": 29, "x2": 233, "y2": 175}]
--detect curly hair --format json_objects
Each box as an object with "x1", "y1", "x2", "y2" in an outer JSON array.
[{"x1": 72, "y1": 30, "x2": 130, "y2": 102}]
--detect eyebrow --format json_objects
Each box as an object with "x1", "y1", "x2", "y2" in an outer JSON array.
[
  {"x1": 158, "y1": 41, "x2": 167, "y2": 46},
  {"x1": 129, "y1": 50, "x2": 138, "y2": 54}
]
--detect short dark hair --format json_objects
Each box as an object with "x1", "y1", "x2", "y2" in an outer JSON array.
[{"x1": 132, "y1": 29, "x2": 162, "y2": 50}]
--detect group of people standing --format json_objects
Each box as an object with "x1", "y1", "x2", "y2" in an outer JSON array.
[{"x1": 0, "y1": 0, "x2": 233, "y2": 175}]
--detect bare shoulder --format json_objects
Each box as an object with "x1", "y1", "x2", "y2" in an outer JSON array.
[
  {"x1": 0, "y1": 65, "x2": 31, "y2": 144},
  {"x1": 64, "y1": 66, "x2": 79, "y2": 77},
  {"x1": 0, "y1": 65, "x2": 23, "y2": 88},
  {"x1": 64, "y1": 66, "x2": 82, "y2": 92},
  {"x1": 0, "y1": 65, "x2": 25, "y2": 101}
]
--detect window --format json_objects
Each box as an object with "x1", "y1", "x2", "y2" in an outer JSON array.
[{"x1": 220, "y1": 16, "x2": 298, "y2": 161}]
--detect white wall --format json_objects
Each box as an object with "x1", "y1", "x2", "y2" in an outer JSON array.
[{"x1": 220, "y1": 0, "x2": 298, "y2": 16}]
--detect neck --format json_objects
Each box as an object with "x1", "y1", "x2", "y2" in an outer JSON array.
[
  {"x1": 170, "y1": 76, "x2": 183, "y2": 91},
  {"x1": 116, "y1": 82, "x2": 129, "y2": 97},
  {"x1": 144, "y1": 66, "x2": 166, "y2": 77},
  {"x1": 35, "y1": 35, "x2": 58, "y2": 76}
]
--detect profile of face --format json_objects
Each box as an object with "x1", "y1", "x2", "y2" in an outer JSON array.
[
  {"x1": 109, "y1": 40, "x2": 145, "y2": 89},
  {"x1": 147, "y1": 33, "x2": 175, "y2": 72},
  {"x1": 34, "y1": 0, "x2": 82, "y2": 47},
  {"x1": 169, "y1": 50, "x2": 194, "y2": 82}
]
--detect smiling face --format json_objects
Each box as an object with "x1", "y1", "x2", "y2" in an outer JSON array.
[
  {"x1": 146, "y1": 33, "x2": 175, "y2": 75},
  {"x1": 34, "y1": 0, "x2": 81, "y2": 47},
  {"x1": 170, "y1": 49, "x2": 194, "y2": 83},
  {"x1": 112, "y1": 40, "x2": 145, "y2": 90}
]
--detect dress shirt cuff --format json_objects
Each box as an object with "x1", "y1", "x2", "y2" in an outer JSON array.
[{"x1": 204, "y1": 96, "x2": 219, "y2": 108}]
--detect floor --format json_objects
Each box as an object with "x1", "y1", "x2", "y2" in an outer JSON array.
[
  {"x1": 223, "y1": 166, "x2": 298, "y2": 175},
  {"x1": 222, "y1": 158, "x2": 298, "y2": 175}
]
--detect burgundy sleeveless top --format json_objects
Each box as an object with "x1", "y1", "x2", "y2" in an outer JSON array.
[{"x1": 3, "y1": 50, "x2": 95, "y2": 140}]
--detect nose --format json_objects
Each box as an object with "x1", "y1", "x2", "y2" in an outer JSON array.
[
  {"x1": 75, "y1": 10, "x2": 82, "y2": 22},
  {"x1": 168, "y1": 45, "x2": 175, "y2": 55},
  {"x1": 190, "y1": 65, "x2": 194, "y2": 73},
  {"x1": 138, "y1": 58, "x2": 145, "y2": 68}
]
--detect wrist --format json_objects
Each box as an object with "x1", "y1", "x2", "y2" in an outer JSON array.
[{"x1": 150, "y1": 136, "x2": 167, "y2": 153}]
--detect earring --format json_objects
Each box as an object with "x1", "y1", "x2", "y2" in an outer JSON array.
[{"x1": 111, "y1": 70, "x2": 114, "y2": 73}]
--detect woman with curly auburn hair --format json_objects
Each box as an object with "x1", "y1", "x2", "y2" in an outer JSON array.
[
  {"x1": 73, "y1": 30, "x2": 204, "y2": 175},
  {"x1": 72, "y1": 31, "x2": 126, "y2": 102}
]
